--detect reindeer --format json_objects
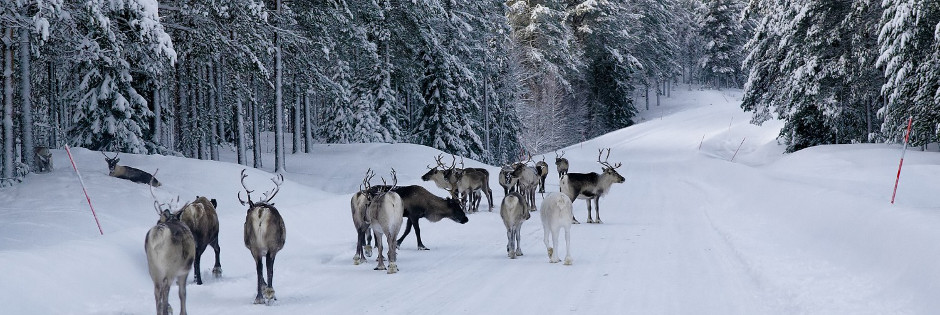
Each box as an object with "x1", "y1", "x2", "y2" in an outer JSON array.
[
  {"x1": 365, "y1": 184, "x2": 467, "y2": 251},
  {"x1": 33, "y1": 146, "x2": 53, "y2": 173},
  {"x1": 555, "y1": 151, "x2": 569, "y2": 178},
  {"x1": 500, "y1": 192, "x2": 530, "y2": 259},
  {"x1": 540, "y1": 192, "x2": 573, "y2": 265},
  {"x1": 453, "y1": 157, "x2": 494, "y2": 212},
  {"x1": 509, "y1": 158, "x2": 539, "y2": 212},
  {"x1": 144, "y1": 174, "x2": 195, "y2": 315},
  {"x1": 351, "y1": 169, "x2": 376, "y2": 265},
  {"x1": 498, "y1": 164, "x2": 517, "y2": 195},
  {"x1": 421, "y1": 154, "x2": 493, "y2": 212},
  {"x1": 535, "y1": 157, "x2": 549, "y2": 193},
  {"x1": 102, "y1": 152, "x2": 161, "y2": 186},
  {"x1": 560, "y1": 148, "x2": 625, "y2": 224},
  {"x1": 363, "y1": 169, "x2": 404, "y2": 273},
  {"x1": 180, "y1": 196, "x2": 221, "y2": 285},
  {"x1": 238, "y1": 169, "x2": 287, "y2": 305}
]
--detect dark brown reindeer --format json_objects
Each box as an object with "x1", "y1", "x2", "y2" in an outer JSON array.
[
  {"x1": 180, "y1": 196, "x2": 221, "y2": 285},
  {"x1": 560, "y1": 148, "x2": 625, "y2": 224},
  {"x1": 144, "y1": 175, "x2": 195, "y2": 315},
  {"x1": 364, "y1": 169, "x2": 404, "y2": 273},
  {"x1": 238, "y1": 169, "x2": 286, "y2": 305},
  {"x1": 102, "y1": 152, "x2": 161, "y2": 186},
  {"x1": 535, "y1": 156, "x2": 549, "y2": 193},
  {"x1": 33, "y1": 146, "x2": 53, "y2": 173},
  {"x1": 367, "y1": 183, "x2": 468, "y2": 251},
  {"x1": 555, "y1": 150, "x2": 569, "y2": 178}
]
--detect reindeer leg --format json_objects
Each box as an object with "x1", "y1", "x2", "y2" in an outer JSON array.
[
  {"x1": 396, "y1": 217, "x2": 413, "y2": 248},
  {"x1": 543, "y1": 226, "x2": 553, "y2": 262},
  {"x1": 354, "y1": 229, "x2": 366, "y2": 265},
  {"x1": 177, "y1": 274, "x2": 188, "y2": 315},
  {"x1": 264, "y1": 253, "x2": 277, "y2": 302},
  {"x1": 514, "y1": 225, "x2": 524, "y2": 257},
  {"x1": 595, "y1": 198, "x2": 603, "y2": 224},
  {"x1": 373, "y1": 231, "x2": 387, "y2": 271},
  {"x1": 386, "y1": 232, "x2": 399, "y2": 274},
  {"x1": 365, "y1": 232, "x2": 373, "y2": 257},
  {"x1": 487, "y1": 188, "x2": 494, "y2": 212},
  {"x1": 550, "y1": 227, "x2": 561, "y2": 263},
  {"x1": 154, "y1": 281, "x2": 165, "y2": 315},
  {"x1": 413, "y1": 219, "x2": 429, "y2": 250},
  {"x1": 506, "y1": 228, "x2": 515, "y2": 258},
  {"x1": 563, "y1": 225, "x2": 573, "y2": 265},
  {"x1": 192, "y1": 244, "x2": 205, "y2": 285},
  {"x1": 253, "y1": 256, "x2": 265, "y2": 304},
  {"x1": 211, "y1": 238, "x2": 222, "y2": 277},
  {"x1": 586, "y1": 199, "x2": 595, "y2": 223}
]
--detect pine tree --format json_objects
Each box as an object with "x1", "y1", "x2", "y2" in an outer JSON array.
[{"x1": 699, "y1": 0, "x2": 745, "y2": 88}]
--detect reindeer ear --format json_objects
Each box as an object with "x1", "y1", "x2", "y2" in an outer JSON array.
[{"x1": 211, "y1": 199, "x2": 218, "y2": 208}]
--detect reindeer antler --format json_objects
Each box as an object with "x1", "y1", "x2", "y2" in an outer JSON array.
[
  {"x1": 101, "y1": 151, "x2": 118, "y2": 159},
  {"x1": 259, "y1": 174, "x2": 284, "y2": 204},
  {"x1": 149, "y1": 169, "x2": 162, "y2": 215},
  {"x1": 380, "y1": 168, "x2": 398, "y2": 192},
  {"x1": 238, "y1": 169, "x2": 255, "y2": 206},
  {"x1": 360, "y1": 168, "x2": 375, "y2": 191},
  {"x1": 597, "y1": 148, "x2": 622, "y2": 169}
]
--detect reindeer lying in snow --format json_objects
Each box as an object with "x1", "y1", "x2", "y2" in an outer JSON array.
[
  {"x1": 239, "y1": 170, "x2": 286, "y2": 305},
  {"x1": 560, "y1": 148, "x2": 625, "y2": 224},
  {"x1": 102, "y1": 152, "x2": 161, "y2": 186}
]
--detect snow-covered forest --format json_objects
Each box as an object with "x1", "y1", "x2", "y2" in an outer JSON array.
[{"x1": 1, "y1": 0, "x2": 939, "y2": 184}]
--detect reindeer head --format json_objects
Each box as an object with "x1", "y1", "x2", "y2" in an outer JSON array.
[
  {"x1": 238, "y1": 169, "x2": 284, "y2": 208},
  {"x1": 597, "y1": 148, "x2": 625, "y2": 183},
  {"x1": 101, "y1": 152, "x2": 120, "y2": 171},
  {"x1": 555, "y1": 150, "x2": 567, "y2": 164},
  {"x1": 421, "y1": 154, "x2": 457, "y2": 189},
  {"x1": 149, "y1": 169, "x2": 182, "y2": 223},
  {"x1": 445, "y1": 197, "x2": 469, "y2": 224}
]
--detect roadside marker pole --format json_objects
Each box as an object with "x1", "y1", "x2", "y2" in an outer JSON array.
[
  {"x1": 891, "y1": 116, "x2": 914, "y2": 204},
  {"x1": 65, "y1": 145, "x2": 104, "y2": 235},
  {"x1": 730, "y1": 137, "x2": 746, "y2": 162},
  {"x1": 699, "y1": 133, "x2": 706, "y2": 150}
]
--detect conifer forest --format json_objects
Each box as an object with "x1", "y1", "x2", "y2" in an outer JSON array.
[{"x1": 1, "y1": 0, "x2": 939, "y2": 185}]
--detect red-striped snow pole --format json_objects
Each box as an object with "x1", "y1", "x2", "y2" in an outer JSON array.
[
  {"x1": 65, "y1": 145, "x2": 103, "y2": 235},
  {"x1": 891, "y1": 116, "x2": 914, "y2": 204}
]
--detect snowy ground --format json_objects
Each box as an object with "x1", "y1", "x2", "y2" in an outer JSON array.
[{"x1": 2, "y1": 86, "x2": 940, "y2": 314}]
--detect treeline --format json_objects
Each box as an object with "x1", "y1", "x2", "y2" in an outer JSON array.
[
  {"x1": 742, "y1": 0, "x2": 940, "y2": 152},
  {"x1": 0, "y1": 0, "x2": 741, "y2": 184}
]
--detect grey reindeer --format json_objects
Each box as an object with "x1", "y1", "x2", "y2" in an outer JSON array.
[
  {"x1": 238, "y1": 170, "x2": 287, "y2": 305},
  {"x1": 144, "y1": 173, "x2": 195, "y2": 315},
  {"x1": 559, "y1": 148, "x2": 625, "y2": 224},
  {"x1": 500, "y1": 192, "x2": 530, "y2": 259},
  {"x1": 363, "y1": 169, "x2": 404, "y2": 273}
]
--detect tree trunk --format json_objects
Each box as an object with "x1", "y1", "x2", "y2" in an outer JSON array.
[
  {"x1": 644, "y1": 82, "x2": 649, "y2": 111},
  {"x1": 154, "y1": 81, "x2": 162, "y2": 146},
  {"x1": 656, "y1": 78, "x2": 661, "y2": 107},
  {"x1": 3, "y1": 27, "x2": 14, "y2": 179},
  {"x1": 216, "y1": 55, "x2": 226, "y2": 147},
  {"x1": 209, "y1": 60, "x2": 219, "y2": 161},
  {"x1": 273, "y1": 0, "x2": 285, "y2": 172},
  {"x1": 304, "y1": 89, "x2": 312, "y2": 153},
  {"x1": 235, "y1": 79, "x2": 246, "y2": 165},
  {"x1": 18, "y1": 28, "x2": 32, "y2": 171},
  {"x1": 197, "y1": 63, "x2": 206, "y2": 160},
  {"x1": 252, "y1": 74, "x2": 262, "y2": 168},
  {"x1": 292, "y1": 76, "x2": 300, "y2": 154}
]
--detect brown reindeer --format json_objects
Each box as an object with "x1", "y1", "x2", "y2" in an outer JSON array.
[
  {"x1": 144, "y1": 175, "x2": 195, "y2": 315},
  {"x1": 535, "y1": 156, "x2": 549, "y2": 193},
  {"x1": 560, "y1": 148, "x2": 625, "y2": 224},
  {"x1": 239, "y1": 169, "x2": 286, "y2": 305},
  {"x1": 180, "y1": 196, "x2": 221, "y2": 285},
  {"x1": 102, "y1": 152, "x2": 161, "y2": 186},
  {"x1": 555, "y1": 150, "x2": 569, "y2": 178}
]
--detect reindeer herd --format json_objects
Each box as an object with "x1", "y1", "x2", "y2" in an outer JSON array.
[{"x1": 113, "y1": 147, "x2": 624, "y2": 314}]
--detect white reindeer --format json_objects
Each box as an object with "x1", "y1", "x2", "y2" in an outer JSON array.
[
  {"x1": 501, "y1": 192, "x2": 530, "y2": 259},
  {"x1": 144, "y1": 174, "x2": 196, "y2": 315},
  {"x1": 365, "y1": 169, "x2": 404, "y2": 274},
  {"x1": 540, "y1": 192, "x2": 573, "y2": 265}
]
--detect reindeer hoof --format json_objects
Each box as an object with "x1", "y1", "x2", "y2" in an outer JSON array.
[
  {"x1": 354, "y1": 257, "x2": 362, "y2": 265},
  {"x1": 254, "y1": 297, "x2": 266, "y2": 305},
  {"x1": 374, "y1": 264, "x2": 387, "y2": 271},
  {"x1": 564, "y1": 257, "x2": 573, "y2": 265},
  {"x1": 387, "y1": 263, "x2": 398, "y2": 274},
  {"x1": 572, "y1": 219, "x2": 581, "y2": 224},
  {"x1": 212, "y1": 267, "x2": 223, "y2": 277},
  {"x1": 417, "y1": 245, "x2": 430, "y2": 251},
  {"x1": 595, "y1": 219, "x2": 603, "y2": 224},
  {"x1": 263, "y1": 287, "x2": 276, "y2": 301},
  {"x1": 364, "y1": 245, "x2": 373, "y2": 257}
]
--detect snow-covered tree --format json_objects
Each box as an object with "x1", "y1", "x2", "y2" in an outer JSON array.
[
  {"x1": 67, "y1": 0, "x2": 176, "y2": 153},
  {"x1": 698, "y1": 0, "x2": 746, "y2": 88}
]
